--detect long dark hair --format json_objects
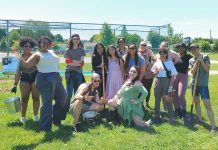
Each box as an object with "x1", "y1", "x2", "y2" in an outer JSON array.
[
  {"x1": 92, "y1": 43, "x2": 107, "y2": 56},
  {"x1": 107, "y1": 45, "x2": 120, "y2": 59},
  {"x1": 67, "y1": 34, "x2": 83, "y2": 50},
  {"x1": 124, "y1": 44, "x2": 139, "y2": 70}
]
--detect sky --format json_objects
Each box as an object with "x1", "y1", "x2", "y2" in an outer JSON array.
[{"x1": 0, "y1": 0, "x2": 217, "y2": 40}]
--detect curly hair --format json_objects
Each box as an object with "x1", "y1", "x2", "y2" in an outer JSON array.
[{"x1": 19, "y1": 37, "x2": 36, "y2": 48}]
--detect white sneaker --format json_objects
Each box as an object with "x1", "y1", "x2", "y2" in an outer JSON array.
[
  {"x1": 34, "y1": 115, "x2": 40, "y2": 121},
  {"x1": 20, "y1": 117, "x2": 27, "y2": 123}
]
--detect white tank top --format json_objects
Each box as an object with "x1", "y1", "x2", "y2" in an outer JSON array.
[{"x1": 36, "y1": 50, "x2": 59, "y2": 73}]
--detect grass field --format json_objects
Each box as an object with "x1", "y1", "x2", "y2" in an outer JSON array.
[{"x1": 0, "y1": 72, "x2": 218, "y2": 149}]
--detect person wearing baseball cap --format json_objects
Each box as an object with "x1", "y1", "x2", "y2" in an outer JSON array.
[{"x1": 189, "y1": 43, "x2": 216, "y2": 133}]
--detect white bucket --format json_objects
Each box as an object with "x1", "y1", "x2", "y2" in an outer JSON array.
[
  {"x1": 2, "y1": 56, "x2": 20, "y2": 75},
  {"x1": 4, "y1": 97, "x2": 21, "y2": 114}
]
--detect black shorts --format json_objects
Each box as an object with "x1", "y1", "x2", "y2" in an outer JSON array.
[{"x1": 20, "y1": 71, "x2": 38, "y2": 84}]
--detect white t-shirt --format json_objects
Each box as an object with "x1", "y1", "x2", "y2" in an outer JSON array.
[
  {"x1": 151, "y1": 59, "x2": 177, "y2": 77},
  {"x1": 36, "y1": 50, "x2": 59, "y2": 73}
]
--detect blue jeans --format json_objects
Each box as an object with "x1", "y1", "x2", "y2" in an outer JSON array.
[
  {"x1": 35, "y1": 72, "x2": 67, "y2": 131},
  {"x1": 65, "y1": 70, "x2": 83, "y2": 111}
]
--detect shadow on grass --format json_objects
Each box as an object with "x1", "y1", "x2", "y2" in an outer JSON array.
[
  {"x1": 7, "y1": 119, "x2": 40, "y2": 132},
  {"x1": 12, "y1": 124, "x2": 74, "y2": 150}
]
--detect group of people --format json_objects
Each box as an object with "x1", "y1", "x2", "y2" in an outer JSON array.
[{"x1": 12, "y1": 34, "x2": 216, "y2": 133}]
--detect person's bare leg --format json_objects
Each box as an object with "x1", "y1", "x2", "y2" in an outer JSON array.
[
  {"x1": 31, "y1": 83, "x2": 40, "y2": 116},
  {"x1": 71, "y1": 100, "x2": 82, "y2": 124},
  {"x1": 20, "y1": 82, "x2": 31, "y2": 117},
  {"x1": 203, "y1": 100, "x2": 216, "y2": 129},
  {"x1": 194, "y1": 97, "x2": 202, "y2": 122}
]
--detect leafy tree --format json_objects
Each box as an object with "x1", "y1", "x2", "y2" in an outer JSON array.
[
  {"x1": 120, "y1": 25, "x2": 129, "y2": 41},
  {"x1": 54, "y1": 34, "x2": 64, "y2": 42},
  {"x1": 8, "y1": 29, "x2": 20, "y2": 46},
  {"x1": 0, "y1": 38, "x2": 7, "y2": 50},
  {"x1": 212, "y1": 39, "x2": 218, "y2": 52},
  {"x1": 90, "y1": 33, "x2": 102, "y2": 43},
  {"x1": 197, "y1": 40, "x2": 211, "y2": 53},
  {"x1": 100, "y1": 23, "x2": 114, "y2": 47},
  {"x1": 0, "y1": 28, "x2": 6, "y2": 40},
  {"x1": 127, "y1": 33, "x2": 141, "y2": 46},
  {"x1": 147, "y1": 31, "x2": 161, "y2": 48}
]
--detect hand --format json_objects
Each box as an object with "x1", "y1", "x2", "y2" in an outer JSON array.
[
  {"x1": 196, "y1": 55, "x2": 203, "y2": 63},
  {"x1": 99, "y1": 97, "x2": 106, "y2": 104},
  {"x1": 130, "y1": 99, "x2": 137, "y2": 104},
  {"x1": 11, "y1": 86, "x2": 17, "y2": 94},
  {"x1": 154, "y1": 66, "x2": 161, "y2": 74},
  {"x1": 84, "y1": 93, "x2": 94, "y2": 101},
  {"x1": 65, "y1": 57, "x2": 73, "y2": 63},
  {"x1": 124, "y1": 80, "x2": 132, "y2": 87}
]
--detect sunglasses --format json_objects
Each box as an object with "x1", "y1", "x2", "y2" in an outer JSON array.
[
  {"x1": 23, "y1": 45, "x2": 32, "y2": 49},
  {"x1": 159, "y1": 52, "x2": 167, "y2": 55},
  {"x1": 93, "y1": 79, "x2": 100, "y2": 83},
  {"x1": 73, "y1": 37, "x2": 80, "y2": 40},
  {"x1": 141, "y1": 44, "x2": 147, "y2": 46}
]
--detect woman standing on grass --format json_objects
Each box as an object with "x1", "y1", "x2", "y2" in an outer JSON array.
[
  {"x1": 64, "y1": 34, "x2": 86, "y2": 111},
  {"x1": 173, "y1": 43, "x2": 192, "y2": 119},
  {"x1": 123, "y1": 44, "x2": 145, "y2": 81},
  {"x1": 13, "y1": 36, "x2": 67, "y2": 131},
  {"x1": 151, "y1": 48, "x2": 177, "y2": 124},
  {"x1": 91, "y1": 43, "x2": 108, "y2": 97},
  {"x1": 106, "y1": 45, "x2": 124, "y2": 100},
  {"x1": 11, "y1": 37, "x2": 40, "y2": 123}
]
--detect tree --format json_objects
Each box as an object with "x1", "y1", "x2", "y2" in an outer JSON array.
[
  {"x1": 54, "y1": 34, "x2": 64, "y2": 42},
  {"x1": 8, "y1": 29, "x2": 20, "y2": 46},
  {"x1": 0, "y1": 28, "x2": 6, "y2": 40},
  {"x1": 100, "y1": 23, "x2": 114, "y2": 47},
  {"x1": 147, "y1": 31, "x2": 161, "y2": 48},
  {"x1": 127, "y1": 33, "x2": 141, "y2": 46},
  {"x1": 90, "y1": 33, "x2": 102, "y2": 43},
  {"x1": 197, "y1": 40, "x2": 211, "y2": 53},
  {"x1": 120, "y1": 25, "x2": 129, "y2": 41},
  {"x1": 0, "y1": 38, "x2": 7, "y2": 50}
]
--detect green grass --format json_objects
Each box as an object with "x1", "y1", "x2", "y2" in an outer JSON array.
[
  {"x1": 208, "y1": 52, "x2": 218, "y2": 60},
  {"x1": 0, "y1": 74, "x2": 218, "y2": 150},
  {"x1": 210, "y1": 64, "x2": 218, "y2": 70}
]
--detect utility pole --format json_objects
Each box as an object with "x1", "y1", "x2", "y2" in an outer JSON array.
[{"x1": 210, "y1": 29, "x2": 212, "y2": 40}]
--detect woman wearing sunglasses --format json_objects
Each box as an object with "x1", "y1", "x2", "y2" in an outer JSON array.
[
  {"x1": 11, "y1": 37, "x2": 40, "y2": 123},
  {"x1": 13, "y1": 36, "x2": 67, "y2": 131},
  {"x1": 151, "y1": 49, "x2": 177, "y2": 124},
  {"x1": 107, "y1": 66, "x2": 151, "y2": 128},
  {"x1": 70, "y1": 73, "x2": 105, "y2": 132}
]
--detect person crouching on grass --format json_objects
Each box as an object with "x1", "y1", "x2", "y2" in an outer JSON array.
[
  {"x1": 189, "y1": 44, "x2": 216, "y2": 133},
  {"x1": 70, "y1": 73, "x2": 106, "y2": 132}
]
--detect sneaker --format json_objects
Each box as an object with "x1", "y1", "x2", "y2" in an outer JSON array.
[
  {"x1": 20, "y1": 117, "x2": 27, "y2": 123},
  {"x1": 73, "y1": 123, "x2": 82, "y2": 132},
  {"x1": 210, "y1": 128, "x2": 216, "y2": 134},
  {"x1": 34, "y1": 115, "x2": 39, "y2": 122},
  {"x1": 145, "y1": 119, "x2": 152, "y2": 127}
]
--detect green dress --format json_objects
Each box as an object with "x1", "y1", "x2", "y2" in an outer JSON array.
[{"x1": 117, "y1": 85, "x2": 148, "y2": 126}]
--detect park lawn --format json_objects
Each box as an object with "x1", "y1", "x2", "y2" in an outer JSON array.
[
  {"x1": 208, "y1": 52, "x2": 218, "y2": 60},
  {"x1": 0, "y1": 74, "x2": 218, "y2": 150}
]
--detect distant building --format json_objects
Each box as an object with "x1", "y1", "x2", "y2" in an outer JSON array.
[{"x1": 84, "y1": 42, "x2": 96, "y2": 54}]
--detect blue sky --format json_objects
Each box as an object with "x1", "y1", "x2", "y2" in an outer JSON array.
[{"x1": 1, "y1": 0, "x2": 217, "y2": 39}]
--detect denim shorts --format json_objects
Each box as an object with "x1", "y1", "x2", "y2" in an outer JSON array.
[{"x1": 191, "y1": 86, "x2": 210, "y2": 100}]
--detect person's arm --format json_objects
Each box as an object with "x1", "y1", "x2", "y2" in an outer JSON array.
[
  {"x1": 13, "y1": 50, "x2": 39, "y2": 68},
  {"x1": 132, "y1": 81, "x2": 148, "y2": 104},
  {"x1": 197, "y1": 55, "x2": 210, "y2": 73},
  {"x1": 190, "y1": 60, "x2": 199, "y2": 75},
  {"x1": 139, "y1": 64, "x2": 146, "y2": 81},
  {"x1": 14, "y1": 67, "x2": 21, "y2": 87}
]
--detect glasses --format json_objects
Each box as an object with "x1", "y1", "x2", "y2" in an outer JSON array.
[
  {"x1": 129, "y1": 47, "x2": 135, "y2": 50},
  {"x1": 141, "y1": 44, "x2": 147, "y2": 46},
  {"x1": 93, "y1": 79, "x2": 100, "y2": 83},
  {"x1": 73, "y1": 37, "x2": 80, "y2": 40},
  {"x1": 23, "y1": 45, "x2": 31, "y2": 49},
  {"x1": 159, "y1": 52, "x2": 167, "y2": 55}
]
